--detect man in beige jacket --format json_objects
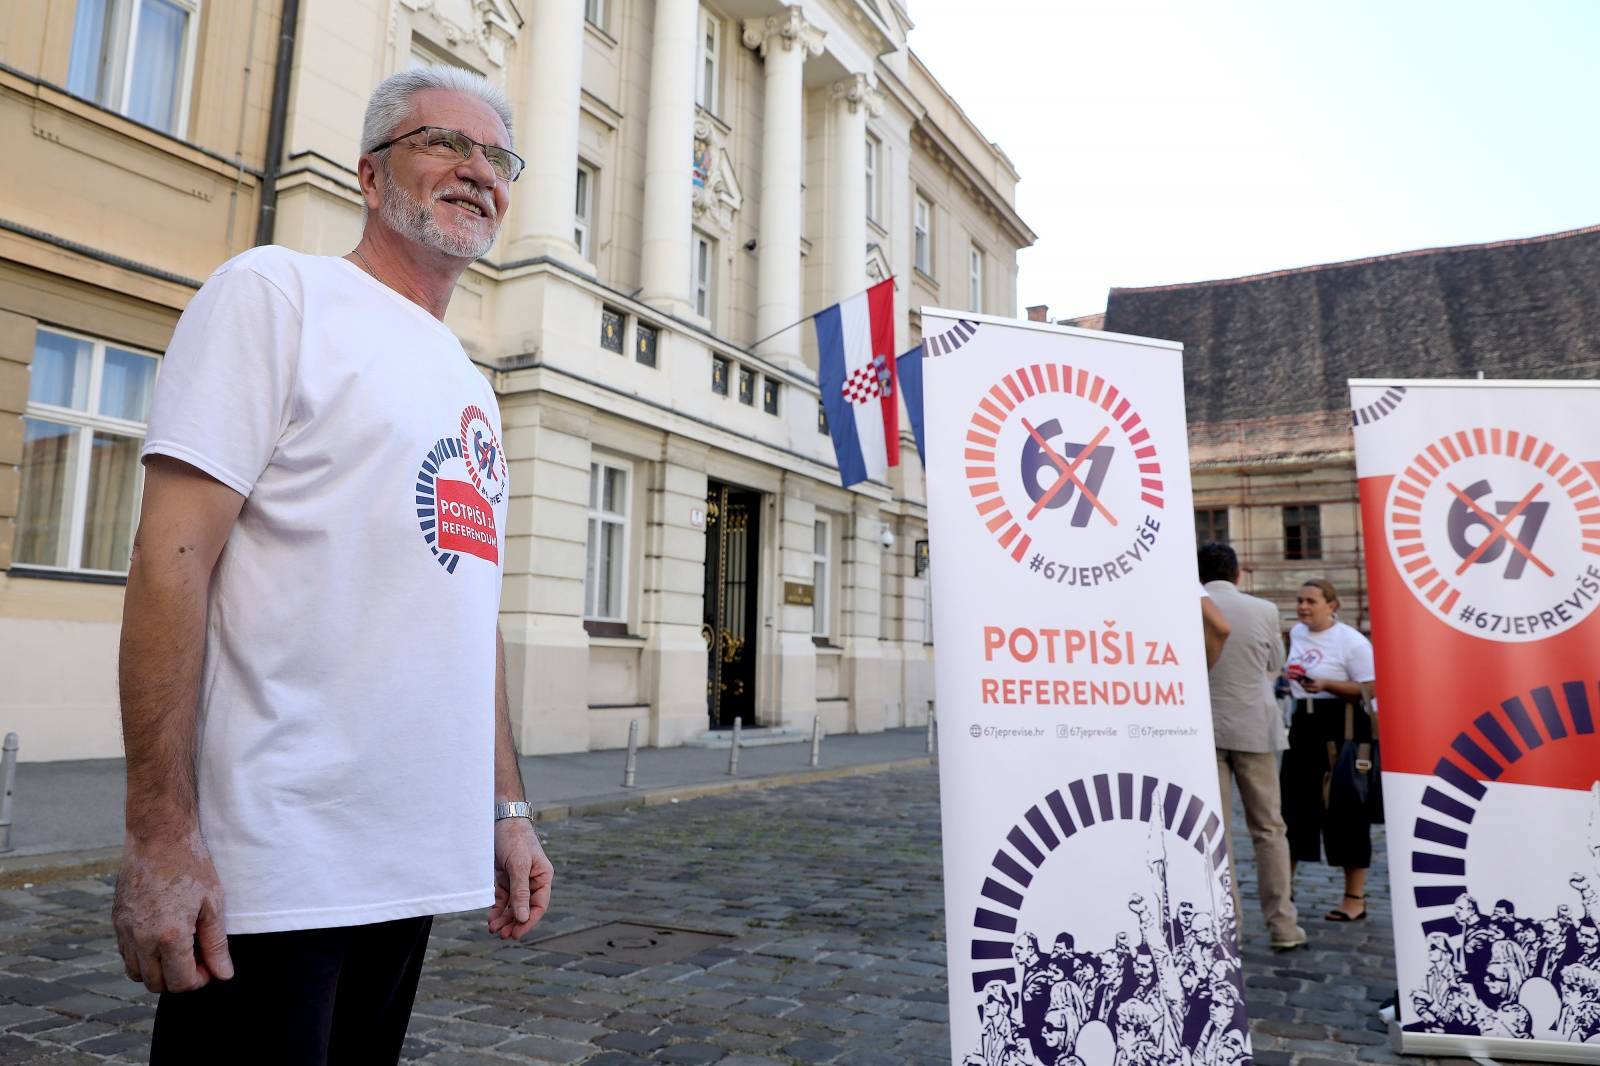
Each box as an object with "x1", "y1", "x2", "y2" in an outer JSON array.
[{"x1": 1200, "y1": 542, "x2": 1305, "y2": 951}]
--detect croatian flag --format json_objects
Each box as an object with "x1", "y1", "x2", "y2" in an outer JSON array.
[{"x1": 814, "y1": 278, "x2": 899, "y2": 488}]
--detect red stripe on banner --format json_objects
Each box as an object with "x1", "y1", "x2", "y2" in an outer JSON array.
[
  {"x1": 989, "y1": 385, "x2": 1015, "y2": 412},
  {"x1": 1128, "y1": 428, "x2": 1150, "y2": 446},
  {"x1": 1425, "y1": 581, "x2": 1448, "y2": 603},
  {"x1": 1046, "y1": 364, "x2": 1060, "y2": 391},
  {"x1": 1394, "y1": 495, "x2": 1422, "y2": 512},
  {"x1": 1534, "y1": 441, "x2": 1554, "y2": 467},
  {"x1": 1405, "y1": 465, "x2": 1433, "y2": 486},
  {"x1": 976, "y1": 496, "x2": 1004, "y2": 516},
  {"x1": 1559, "y1": 468, "x2": 1582, "y2": 490},
  {"x1": 1059, "y1": 366, "x2": 1075, "y2": 394},
  {"x1": 1112, "y1": 398, "x2": 1131, "y2": 420},
  {"x1": 1585, "y1": 543, "x2": 1600, "y2": 555},
  {"x1": 1549, "y1": 452, "x2": 1570, "y2": 477},
  {"x1": 1505, "y1": 429, "x2": 1518, "y2": 455},
  {"x1": 1440, "y1": 587, "x2": 1460, "y2": 614},
  {"x1": 986, "y1": 510, "x2": 1013, "y2": 533},
  {"x1": 1011, "y1": 533, "x2": 1031, "y2": 562},
  {"x1": 1134, "y1": 446, "x2": 1157, "y2": 460},
  {"x1": 1142, "y1": 478, "x2": 1164, "y2": 491},
  {"x1": 998, "y1": 524, "x2": 1021, "y2": 549},
  {"x1": 1139, "y1": 462, "x2": 1161, "y2": 474},
  {"x1": 966, "y1": 466, "x2": 996, "y2": 479},
  {"x1": 1396, "y1": 540, "x2": 1425, "y2": 555},
  {"x1": 1474, "y1": 428, "x2": 1489, "y2": 454},
  {"x1": 1123, "y1": 413, "x2": 1144, "y2": 434},
  {"x1": 965, "y1": 448, "x2": 994, "y2": 463},
  {"x1": 1575, "y1": 496, "x2": 1600, "y2": 511},
  {"x1": 967, "y1": 430, "x2": 996, "y2": 448},
  {"x1": 970, "y1": 482, "x2": 1000, "y2": 498},
  {"x1": 1427, "y1": 443, "x2": 1450, "y2": 469},
  {"x1": 1030, "y1": 365, "x2": 1047, "y2": 394},
  {"x1": 1397, "y1": 480, "x2": 1426, "y2": 499},
  {"x1": 1415, "y1": 452, "x2": 1439, "y2": 478},
  {"x1": 1392, "y1": 511, "x2": 1421, "y2": 524},
  {"x1": 1404, "y1": 554, "x2": 1431, "y2": 573},
  {"x1": 865, "y1": 279, "x2": 899, "y2": 469},
  {"x1": 1076, "y1": 368, "x2": 1090, "y2": 396},
  {"x1": 1441, "y1": 436, "x2": 1462, "y2": 463},
  {"x1": 1456, "y1": 430, "x2": 1476, "y2": 457},
  {"x1": 1102, "y1": 384, "x2": 1122, "y2": 412},
  {"x1": 972, "y1": 413, "x2": 1000, "y2": 435},
  {"x1": 979, "y1": 397, "x2": 1007, "y2": 423},
  {"x1": 1005, "y1": 375, "x2": 1027, "y2": 404},
  {"x1": 1581, "y1": 513, "x2": 1600, "y2": 525},
  {"x1": 1141, "y1": 492, "x2": 1164, "y2": 508},
  {"x1": 1415, "y1": 568, "x2": 1439, "y2": 587},
  {"x1": 1089, "y1": 375, "x2": 1105, "y2": 404}
]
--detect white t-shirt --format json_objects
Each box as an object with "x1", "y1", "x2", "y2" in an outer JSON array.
[
  {"x1": 1286, "y1": 621, "x2": 1375, "y2": 701},
  {"x1": 142, "y1": 247, "x2": 507, "y2": 934}
]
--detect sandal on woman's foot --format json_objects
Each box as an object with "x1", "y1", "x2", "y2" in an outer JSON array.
[{"x1": 1325, "y1": 894, "x2": 1366, "y2": 922}]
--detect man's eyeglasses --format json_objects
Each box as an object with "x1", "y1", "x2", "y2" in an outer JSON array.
[{"x1": 367, "y1": 126, "x2": 524, "y2": 182}]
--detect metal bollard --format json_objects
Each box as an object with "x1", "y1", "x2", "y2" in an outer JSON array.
[
  {"x1": 622, "y1": 719, "x2": 639, "y2": 788},
  {"x1": 0, "y1": 733, "x2": 17, "y2": 854},
  {"x1": 727, "y1": 718, "x2": 742, "y2": 776},
  {"x1": 926, "y1": 703, "x2": 936, "y2": 754},
  {"x1": 809, "y1": 715, "x2": 822, "y2": 768}
]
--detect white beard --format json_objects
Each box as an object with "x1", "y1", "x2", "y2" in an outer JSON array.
[{"x1": 379, "y1": 168, "x2": 496, "y2": 260}]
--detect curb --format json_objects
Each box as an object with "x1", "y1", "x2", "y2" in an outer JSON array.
[
  {"x1": 530, "y1": 756, "x2": 934, "y2": 822},
  {"x1": 0, "y1": 758, "x2": 935, "y2": 881}
]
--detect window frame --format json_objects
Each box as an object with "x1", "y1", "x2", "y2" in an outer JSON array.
[
  {"x1": 68, "y1": 0, "x2": 202, "y2": 137},
  {"x1": 865, "y1": 133, "x2": 882, "y2": 224},
  {"x1": 574, "y1": 162, "x2": 595, "y2": 259},
  {"x1": 1194, "y1": 507, "x2": 1230, "y2": 546},
  {"x1": 692, "y1": 230, "x2": 715, "y2": 320},
  {"x1": 968, "y1": 244, "x2": 985, "y2": 311},
  {"x1": 583, "y1": 458, "x2": 632, "y2": 622},
  {"x1": 1282, "y1": 504, "x2": 1323, "y2": 561},
  {"x1": 16, "y1": 325, "x2": 161, "y2": 576},
  {"x1": 812, "y1": 516, "x2": 832, "y2": 639},
  {"x1": 913, "y1": 194, "x2": 933, "y2": 275},
  {"x1": 584, "y1": 0, "x2": 606, "y2": 30},
  {"x1": 696, "y1": 8, "x2": 722, "y2": 115}
]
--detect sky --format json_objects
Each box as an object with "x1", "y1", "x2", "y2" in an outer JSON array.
[{"x1": 905, "y1": 0, "x2": 1600, "y2": 318}]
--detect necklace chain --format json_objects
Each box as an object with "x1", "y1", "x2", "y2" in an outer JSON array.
[{"x1": 349, "y1": 247, "x2": 377, "y2": 278}]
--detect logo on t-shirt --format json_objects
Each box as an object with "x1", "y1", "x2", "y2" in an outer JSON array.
[{"x1": 414, "y1": 406, "x2": 503, "y2": 573}]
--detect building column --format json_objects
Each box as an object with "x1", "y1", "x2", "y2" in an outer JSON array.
[
  {"x1": 827, "y1": 74, "x2": 882, "y2": 299},
  {"x1": 743, "y1": 7, "x2": 823, "y2": 370},
  {"x1": 639, "y1": 0, "x2": 698, "y2": 315},
  {"x1": 506, "y1": 0, "x2": 588, "y2": 270},
  {"x1": 841, "y1": 498, "x2": 886, "y2": 733},
  {"x1": 641, "y1": 440, "x2": 711, "y2": 746}
]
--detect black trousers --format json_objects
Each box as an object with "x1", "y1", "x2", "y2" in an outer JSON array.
[
  {"x1": 151, "y1": 915, "x2": 433, "y2": 1066},
  {"x1": 1280, "y1": 698, "x2": 1373, "y2": 869}
]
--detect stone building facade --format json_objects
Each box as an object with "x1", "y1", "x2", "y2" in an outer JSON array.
[
  {"x1": 1098, "y1": 225, "x2": 1600, "y2": 630},
  {"x1": 0, "y1": 0, "x2": 1034, "y2": 759}
]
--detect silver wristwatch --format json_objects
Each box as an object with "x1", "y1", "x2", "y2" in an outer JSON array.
[{"x1": 494, "y1": 801, "x2": 532, "y2": 821}]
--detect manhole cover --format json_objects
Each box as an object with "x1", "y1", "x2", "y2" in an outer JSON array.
[{"x1": 531, "y1": 921, "x2": 734, "y2": 966}]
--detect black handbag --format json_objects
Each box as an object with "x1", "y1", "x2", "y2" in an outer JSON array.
[{"x1": 1325, "y1": 702, "x2": 1383, "y2": 825}]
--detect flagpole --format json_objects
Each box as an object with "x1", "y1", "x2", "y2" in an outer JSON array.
[{"x1": 744, "y1": 277, "x2": 898, "y2": 358}]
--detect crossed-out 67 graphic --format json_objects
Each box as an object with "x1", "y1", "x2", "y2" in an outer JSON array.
[
  {"x1": 1385, "y1": 426, "x2": 1600, "y2": 640},
  {"x1": 964, "y1": 363, "x2": 1165, "y2": 587}
]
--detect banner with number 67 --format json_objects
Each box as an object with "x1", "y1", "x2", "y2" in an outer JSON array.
[{"x1": 1351, "y1": 378, "x2": 1600, "y2": 1063}]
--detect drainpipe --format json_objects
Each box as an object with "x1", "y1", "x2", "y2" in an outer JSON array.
[{"x1": 254, "y1": 0, "x2": 301, "y2": 247}]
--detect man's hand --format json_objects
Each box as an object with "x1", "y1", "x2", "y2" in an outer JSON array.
[
  {"x1": 112, "y1": 829, "x2": 233, "y2": 993},
  {"x1": 488, "y1": 818, "x2": 553, "y2": 940}
]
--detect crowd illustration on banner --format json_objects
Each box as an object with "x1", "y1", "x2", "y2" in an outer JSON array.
[
  {"x1": 1406, "y1": 781, "x2": 1600, "y2": 1042},
  {"x1": 965, "y1": 822, "x2": 1251, "y2": 1066}
]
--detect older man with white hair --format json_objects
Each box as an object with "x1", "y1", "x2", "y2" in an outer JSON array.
[{"x1": 112, "y1": 67, "x2": 552, "y2": 1062}]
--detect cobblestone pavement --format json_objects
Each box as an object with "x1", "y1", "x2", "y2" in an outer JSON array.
[{"x1": 0, "y1": 765, "x2": 1453, "y2": 1065}]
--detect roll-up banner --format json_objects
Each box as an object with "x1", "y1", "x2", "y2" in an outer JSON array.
[
  {"x1": 1351, "y1": 379, "x2": 1600, "y2": 1063},
  {"x1": 922, "y1": 310, "x2": 1253, "y2": 1066}
]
